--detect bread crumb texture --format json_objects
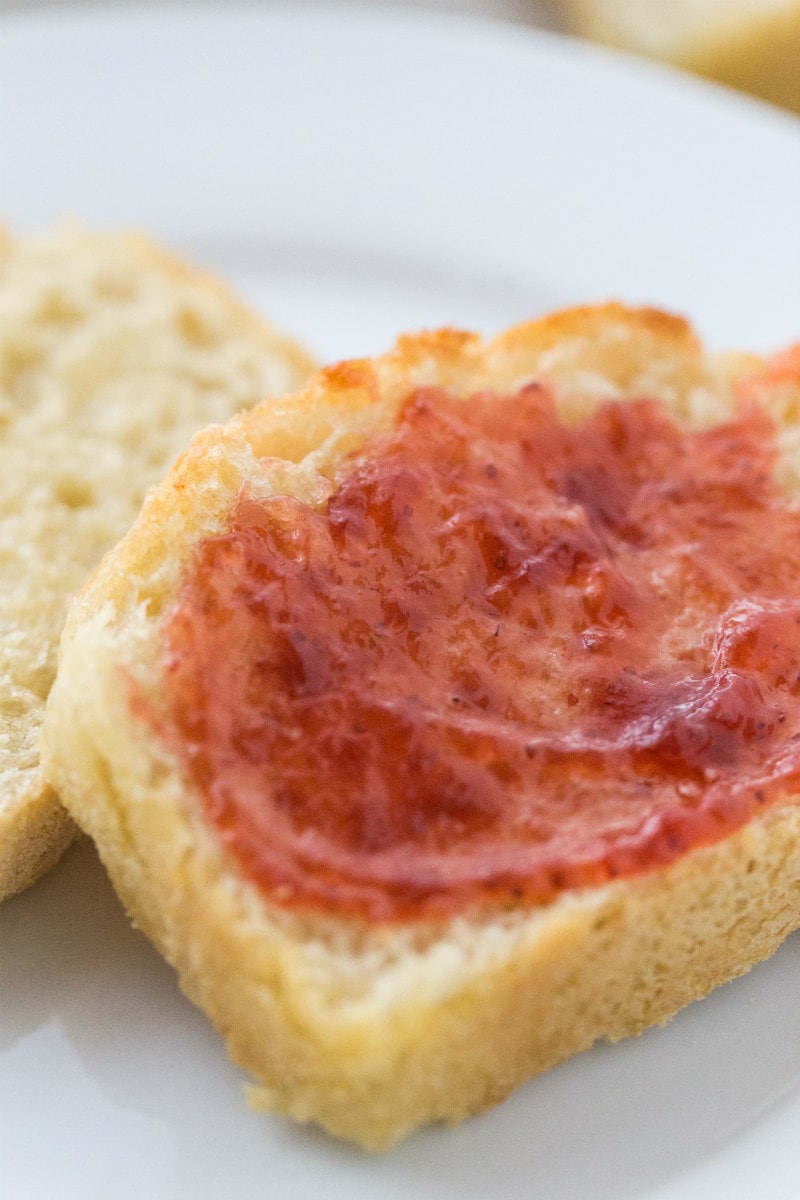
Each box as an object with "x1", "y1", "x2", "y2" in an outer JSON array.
[
  {"x1": 0, "y1": 223, "x2": 313, "y2": 899},
  {"x1": 41, "y1": 304, "x2": 800, "y2": 1149},
  {"x1": 564, "y1": 0, "x2": 800, "y2": 113}
]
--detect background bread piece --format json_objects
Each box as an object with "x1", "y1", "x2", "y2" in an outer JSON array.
[
  {"x1": 0, "y1": 223, "x2": 314, "y2": 900},
  {"x1": 42, "y1": 305, "x2": 800, "y2": 1149},
  {"x1": 563, "y1": 0, "x2": 800, "y2": 114}
]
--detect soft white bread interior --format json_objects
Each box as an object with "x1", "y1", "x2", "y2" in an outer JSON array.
[
  {"x1": 0, "y1": 223, "x2": 314, "y2": 900},
  {"x1": 564, "y1": 0, "x2": 800, "y2": 113},
  {"x1": 41, "y1": 305, "x2": 800, "y2": 1149}
]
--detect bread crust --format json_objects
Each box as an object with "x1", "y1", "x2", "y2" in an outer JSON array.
[
  {"x1": 0, "y1": 223, "x2": 314, "y2": 900},
  {"x1": 41, "y1": 304, "x2": 800, "y2": 1148}
]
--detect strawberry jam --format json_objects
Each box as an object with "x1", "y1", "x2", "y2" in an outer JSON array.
[{"x1": 156, "y1": 384, "x2": 800, "y2": 921}]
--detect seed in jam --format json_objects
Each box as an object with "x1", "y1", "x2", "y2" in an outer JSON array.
[{"x1": 151, "y1": 382, "x2": 800, "y2": 921}]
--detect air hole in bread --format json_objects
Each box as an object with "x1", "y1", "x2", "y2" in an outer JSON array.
[
  {"x1": 136, "y1": 586, "x2": 170, "y2": 621},
  {"x1": 177, "y1": 307, "x2": 221, "y2": 350},
  {"x1": 54, "y1": 476, "x2": 94, "y2": 510},
  {"x1": 35, "y1": 292, "x2": 84, "y2": 327},
  {"x1": 1, "y1": 342, "x2": 43, "y2": 390}
]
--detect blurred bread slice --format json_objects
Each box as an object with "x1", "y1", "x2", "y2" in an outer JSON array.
[
  {"x1": 0, "y1": 223, "x2": 314, "y2": 900},
  {"x1": 564, "y1": 0, "x2": 800, "y2": 113}
]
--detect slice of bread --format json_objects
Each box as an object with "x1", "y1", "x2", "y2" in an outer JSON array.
[
  {"x1": 564, "y1": 0, "x2": 800, "y2": 113},
  {"x1": 41, "y1": 305, "x2": 800, "y2": 1149},
  {"x1": 0, "y1": 224, "x2": 314, "y2": 900}
]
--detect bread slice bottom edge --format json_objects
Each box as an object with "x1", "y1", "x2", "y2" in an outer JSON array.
[
  {"x1": 0, "y1": 782, "x2": 78, "y2": 901},
  {"x1": 42, "y1": 611, "x2": 800, "y2": 1149}
]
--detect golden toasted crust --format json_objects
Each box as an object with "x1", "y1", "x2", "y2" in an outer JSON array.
[
  {"x1": 0, "y1": 223, "x2": 314, "y2": 900},
  {"x1": 41, "y1": 304, "x2": 800, "y2": 1149}
]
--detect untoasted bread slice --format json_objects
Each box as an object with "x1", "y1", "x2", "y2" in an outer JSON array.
[
  {"x1": 0, "y1": 224, "x2": 313, "y2": 899},
  {"x1": 42, "y1": 305, "x2": 800, "y2": 1148}
]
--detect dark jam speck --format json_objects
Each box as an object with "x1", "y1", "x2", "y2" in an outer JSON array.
[{"x1": 153, "y1": 386, "x2": 800, "y2": 921}]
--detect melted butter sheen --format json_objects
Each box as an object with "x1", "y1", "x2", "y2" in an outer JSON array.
[{"x1": 158, "y1": 386, "x2": 800, "y2": 920}]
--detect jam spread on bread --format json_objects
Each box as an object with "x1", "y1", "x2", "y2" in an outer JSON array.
[{"x1": 157, "y1": 384, "x2": 800, "y2": 920}]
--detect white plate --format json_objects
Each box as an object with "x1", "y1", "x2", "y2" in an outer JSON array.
[{"x1": 1, "y1": 6, "x2": 800, "y2": 1198}]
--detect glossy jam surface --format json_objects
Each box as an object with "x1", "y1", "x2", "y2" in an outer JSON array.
[{"x1": 157, "y1": 385, "x2": 800, "y2": 920}]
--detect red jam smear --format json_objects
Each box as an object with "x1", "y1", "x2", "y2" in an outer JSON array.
[{"x1": 155, "y1": 384, "x2": 800, "y2": 921}]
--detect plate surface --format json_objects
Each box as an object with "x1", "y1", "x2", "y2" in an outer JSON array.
[{"x1": 1, "y1": 6, "x2": 800, "y2": 1198}]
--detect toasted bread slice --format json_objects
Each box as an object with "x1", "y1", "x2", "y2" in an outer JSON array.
[
  {"x1": 42, "y1": 305, "x2": 800, "y2": 1149},
  {"x1": 564, "y1": 0, "x2": 800, "y2": 113},
  {"x1": 0, "y1": 224, "x2": 313, "y2": 899}
]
